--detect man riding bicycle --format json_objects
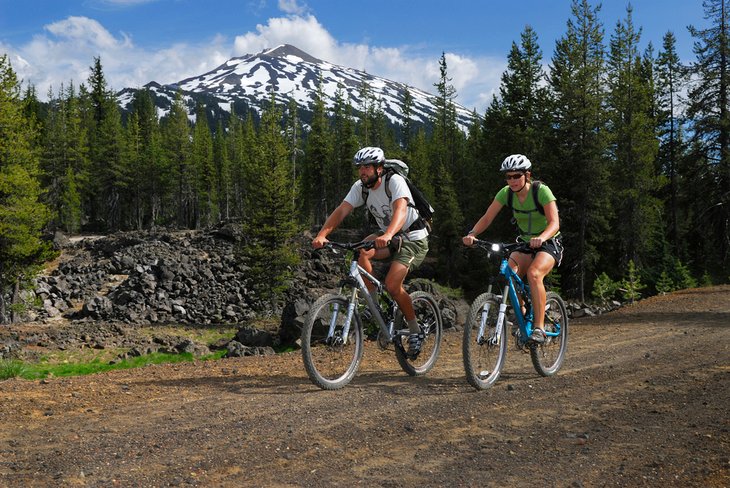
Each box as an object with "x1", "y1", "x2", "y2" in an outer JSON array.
[
  {"x1": 462, "y1": 154, "x2": 563, "y2": 343},
  {"x1": 312, "y1": 147, "x2": 430, "y2": 358}
]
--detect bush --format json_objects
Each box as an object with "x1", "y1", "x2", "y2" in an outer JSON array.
[
  {"x1": 655, "y1": 270, "x2": 676, "y2": 295},
  {"x1": 592, "y1": 272, "x2": 618, "y2": 303},
  {"x1": 619, "y1": 260, "x2": 646, "y2": 304}
]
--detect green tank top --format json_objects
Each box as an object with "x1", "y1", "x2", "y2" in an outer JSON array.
[{"x1": 495, "y1": 182, "x2": 557, "y2": 241}]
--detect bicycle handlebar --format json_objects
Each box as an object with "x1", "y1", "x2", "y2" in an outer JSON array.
[
  {"x1": 321, "y1": 240, "x2": 376, "y2": 252},
  {"x1": 470, "y1": 239, "x2": 532, "y2": 257},
  {"x1": 317, "y1": 236, "x2": 403, "y2": 254}
]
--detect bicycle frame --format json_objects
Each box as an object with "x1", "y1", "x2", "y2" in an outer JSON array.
[
  {"x1": 330, "y1": 255, "x2": 399, "y2": 345},
  {"x1": 477, "y1": 247, "x2": 560, "y2": 345}
]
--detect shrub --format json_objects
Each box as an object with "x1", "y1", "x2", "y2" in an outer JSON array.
[{"x1": 592, "y1": 272, "x2": 618, "y2": 303}]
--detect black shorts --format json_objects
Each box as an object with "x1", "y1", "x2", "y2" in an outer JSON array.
[{"x1": 516, "y1": 236, "x2": 563, "y2": 267}]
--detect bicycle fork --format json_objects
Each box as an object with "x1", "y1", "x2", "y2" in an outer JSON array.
[{"x1": 478, "y1": 293, "x2": 508, "y2": 346}]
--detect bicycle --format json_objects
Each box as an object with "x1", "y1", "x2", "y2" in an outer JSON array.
[
  {"x1": 462, "y1": 239, "x2": 568, "y2": 390},
  {"x1": 302, "y1": 240, "x2": 443, "y2": 390}
]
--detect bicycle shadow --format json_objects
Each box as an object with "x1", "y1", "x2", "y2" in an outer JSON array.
[{"x1": 134, "y1": 368, "x2": 469, "y2": 396}]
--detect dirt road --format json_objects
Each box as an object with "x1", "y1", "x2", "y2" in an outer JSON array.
[{"x1": 1, "y1": 286, "x2": 729, "y2": 487}]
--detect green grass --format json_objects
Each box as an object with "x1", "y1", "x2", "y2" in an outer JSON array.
[
  {"x1": 0, "y1": 359, "x2": 28, "y2": 380},
  {"x1": 0, "y1": 350, "x2": 228, "y2": 381}
]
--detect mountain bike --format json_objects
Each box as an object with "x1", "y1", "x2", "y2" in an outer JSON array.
[
  {"x1": 462, "y1": 239, "x2": 568, "y2": 390},
  {"x1": 302, "y1": 240, "x2": 443, "y2": 390}
]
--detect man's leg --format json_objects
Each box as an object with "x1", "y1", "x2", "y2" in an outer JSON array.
[{"x1": 384, "y1": 261, "x2": 416, "y2": 328}]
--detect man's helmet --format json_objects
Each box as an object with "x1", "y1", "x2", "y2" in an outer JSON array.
[
  {"x1": 500, "y1": 154, "x2": 532, "y2": 172},
  {"x1": 353, "y1": 147, "x2": 385, "y2": 166}
]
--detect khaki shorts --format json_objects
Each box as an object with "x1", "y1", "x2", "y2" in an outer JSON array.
[{"x1": 392, "y1": 237, "x2": 429, "y2": 270}]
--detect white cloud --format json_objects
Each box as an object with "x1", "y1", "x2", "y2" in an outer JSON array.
[
  {"x1": 278, "y1": 0, "x2": 309, "y2": 16},
  {"x1": 4, "y1": 13, "x2": 502, "y2": 111}
]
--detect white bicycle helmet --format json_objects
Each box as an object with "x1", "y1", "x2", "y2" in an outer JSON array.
[
  {"x1": 500, "y1": 154, "x2": 532, "y2": 172},
  {"x1": 353, "y1": 147, "x2": 385, "y2": 166}
]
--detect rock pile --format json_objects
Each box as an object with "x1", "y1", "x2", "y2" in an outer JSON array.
[
  {"x1": 34, "y1": 227, "x2": 259, "y2": 326},
  {"x1": 15, "y1": 225, "x2": 616, "y2": 358}
]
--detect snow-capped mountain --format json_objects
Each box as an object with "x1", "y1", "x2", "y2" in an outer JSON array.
[{"x1": 117, "y1": 44, "x2": 475, "y2": 130}]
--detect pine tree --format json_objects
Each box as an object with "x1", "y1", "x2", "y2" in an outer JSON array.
[
  {"x1": 129, "y1": 89, "x2": 165, "y2": 229},
  {"x1": 655, "y1": 31, "x2": 689, "y2": 255},
  {"x1": 431, "y1": 163, "x2": 465, "y2": 286},
  {"x1": 84, "y1": 57, "x2": 125, "y2": 231},
  {"x1": 192, "y1": 104, "x2": 216, "y2": 228},
  {"x1": 619, "y1": 259, "x2": 646, "y2": 303},
  {"x1": 686, "y1": 0, "x2": 730, "y2": 279},
  {"x1": 495, "y1": 26, "x2": 553, "y2": 161},
  {"x1": 0, "y1": 54, "x2": 51, "y2": 323},
  {"x1": 240, "y1": 93, "x2": 300, "y2": 301},
  {"x1": 162, "y1": 92, "x2": 193, "y2": 227},
  {"x1": 213, "y1": 120, "x2": 231, "y2": 221},
  {"x1": 303, "y1": 76, "x2": 333, "y2": 225},
  {"x1": 60, "y1": 166, "x2": 82, "y2": 233},
  {"x1": 41, "y1": 83, "x2": 89, "y2": 230},
  {"x1": 331, "y1": 86, "x2": 359, "y2": 210},
  {"x1": 606, "y1": 5, "x2": 662, "y2": 270},
  {"x1": 548, "y1": 0, "x2": 611, "y2": 300},
  {"x1": 429, "y1": 53, "x2": 467, "y2": 284}
]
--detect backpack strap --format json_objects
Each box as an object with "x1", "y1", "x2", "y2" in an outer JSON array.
[
  {"x1": 361, "y1": 170, "x2": 425, "y2": 232},
  {"x1": 532, "y1": 181, "x2": 544, "y2": 215},
  {"x1": 506, "y1": 181, "x2": 544, "y2": 215},
  {"x1": 362, "y1": 169, "x2": 395, "y2": 205}
]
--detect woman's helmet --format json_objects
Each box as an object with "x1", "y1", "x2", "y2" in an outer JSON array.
[
  {"x1": 353, "y1": 147, "x2": 385, "y2": 166},
  {"x1": 500, "y1": 154, "x2": 532, "y2": 172}
]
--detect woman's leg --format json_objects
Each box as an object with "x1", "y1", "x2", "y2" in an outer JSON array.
[{"x1": 526, "y1": 252, "x2": 556, "y2": 331}]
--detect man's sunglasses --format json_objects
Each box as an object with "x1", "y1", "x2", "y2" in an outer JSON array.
[{"x1": 505, "y1": 173, "x2": 525, "y2": 181}]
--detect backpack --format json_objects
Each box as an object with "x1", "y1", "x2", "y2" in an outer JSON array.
[
  {"x1": 361, "y1": 159, "x2": 434, "y2": 233},
  {"x1": 506, "y1": 180, "x2": 545, "y2": 216}
]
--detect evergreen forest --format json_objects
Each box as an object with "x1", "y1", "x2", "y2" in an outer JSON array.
[{"x1": 1, "y1": 1, "x2": 729, "y2": 322}]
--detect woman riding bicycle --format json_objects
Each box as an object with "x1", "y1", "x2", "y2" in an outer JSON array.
[{"x1": 462, "y1": 154, "x2": 563, "y2": 343}]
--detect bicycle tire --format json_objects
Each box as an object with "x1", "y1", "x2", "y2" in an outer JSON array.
[
  {"x1": 530, "y1": 291, "x2": 568, "y2": 376},
  {"x1": 394, "y1": 291, "x2": 443, "y2": 376},
  {"x1": 463, "y1": 292, "x2": 508, "y2": 390},
  {"x1": 301, "y1": 293, "x2": 364, "y2": 390}
]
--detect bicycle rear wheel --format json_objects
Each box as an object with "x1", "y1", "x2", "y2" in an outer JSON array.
[
  {"x1": 530, "y1": 291, "x2": 568, "y2": 376},
  {"x1": 463, "y1": 292, "x2": 508, "y2": 390},
  {"x1": 395, "y1": 291, "x2": 443, "y2": 376},
  {"x1": 301, "y1": 294, "x2": 364, "y2": 390}
]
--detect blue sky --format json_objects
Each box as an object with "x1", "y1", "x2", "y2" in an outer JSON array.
[{"x1": 0, "y1": 0, "x2": 708, "y2": 112}]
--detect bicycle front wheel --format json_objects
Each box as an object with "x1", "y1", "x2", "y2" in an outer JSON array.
[
  {"x1": 530, "y1": 291, "x2": 568, "y2": 376},
  {"x1": 395, "y1": 291, "x2": 443, "y2": 376},
  {"x1": 301, "y1": 294, "x2": 364, "y2": 390},
  {"x1": 463, "y1": 292, "x2": 508, "y2": 390}
]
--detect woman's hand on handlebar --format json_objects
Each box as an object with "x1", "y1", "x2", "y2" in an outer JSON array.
[{"x1": 462, "y1": 234, "x2": 477, "y2": 247}]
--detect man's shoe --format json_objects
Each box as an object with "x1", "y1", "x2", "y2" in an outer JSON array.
[
  {"x1": 529, "y1": 328, "x2": 546, "y2": 344},
  {"x1": 407, "y1": 332, "x2": 425, "y2": 359}
]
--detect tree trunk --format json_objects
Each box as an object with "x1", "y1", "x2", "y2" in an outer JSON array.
[{"x1": 11, "y1": 279, "x2": 20, "y2": 324}]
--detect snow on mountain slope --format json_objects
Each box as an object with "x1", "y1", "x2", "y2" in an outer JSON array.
[{"x1": 117, "y1": 44, "x2": 476, "y2": 130}]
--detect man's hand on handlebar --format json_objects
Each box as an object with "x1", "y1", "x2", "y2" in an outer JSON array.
[
  {"x1": 312, "y1": 236, "x2": 328, "y2": 249},
  {"x1": 374, "y1": 234, "x2": 391, "y2": 249}
]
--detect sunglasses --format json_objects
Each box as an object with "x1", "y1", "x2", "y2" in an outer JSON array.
[{"x1": 505, "y1": 173, "x2": 525, "y2": 181}]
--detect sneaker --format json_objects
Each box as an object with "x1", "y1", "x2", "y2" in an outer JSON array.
[
  {"x1": 407, "y1": 332, "x2": 425, "y2": 358},
  {"x1": 529, "y1": 328, "x2": 546, "y2": 344}
]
